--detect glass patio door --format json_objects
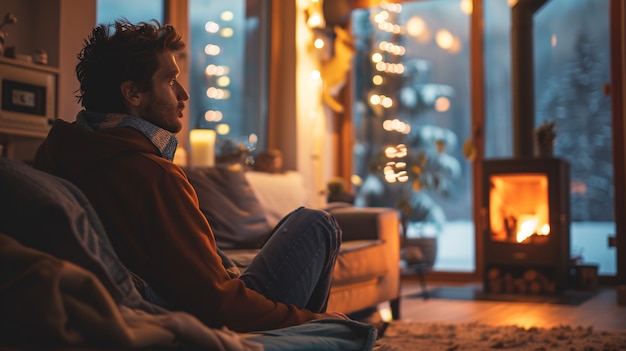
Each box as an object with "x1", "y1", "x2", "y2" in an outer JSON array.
[
  {"x1": 350, "y1": 0, "x2": 475, "y2": 273},
  {"x1": 535, "y1": 0, "x2": 615, "y2": 277}
]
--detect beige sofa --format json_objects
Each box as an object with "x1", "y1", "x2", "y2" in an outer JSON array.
[{"x1": 184, "y1": 164, "x2": 401, "y2": 318}]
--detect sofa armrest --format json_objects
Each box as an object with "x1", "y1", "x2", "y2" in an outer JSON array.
[
  {"x1": 327, "y1": 206, "x2": 401, "y2": 313},
  {"x1": 327, "y1": 207, "x2": 400, "y2": 243}
]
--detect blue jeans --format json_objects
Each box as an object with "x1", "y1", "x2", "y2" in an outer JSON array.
[{"x1": 238, "y1": 207, "x2": 342, "y2": 313}]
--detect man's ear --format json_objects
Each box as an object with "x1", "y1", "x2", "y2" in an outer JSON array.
[{"x1": 120, "y1": 81, "x2": 142, "y2": 107}]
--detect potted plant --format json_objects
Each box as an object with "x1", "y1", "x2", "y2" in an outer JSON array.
[
  {"x1": 0, "y1": 13, "x2": 18, "y2": 57},
  {"x1": 357, "y1": 125, "x2": 461, "y2": 269},
  {"x1": 534, "y1": 121, "x2": 557, "y2": 158}
]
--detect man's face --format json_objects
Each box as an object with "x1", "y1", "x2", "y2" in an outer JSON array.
[{"x1": 136, "y1": 50, "x2": 188, "y2": 133}]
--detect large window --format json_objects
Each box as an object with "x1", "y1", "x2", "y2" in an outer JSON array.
[
  {"x1": 189, "y1": 0, "x2": 269, "y2": 153},
  {"x1": 97, "y1": 0, "x2": 163, "y2": 24}
]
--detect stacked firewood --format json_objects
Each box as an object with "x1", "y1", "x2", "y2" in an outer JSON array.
[{"x1": 486, "y1": 267, "x2": 557, "y2": 294}]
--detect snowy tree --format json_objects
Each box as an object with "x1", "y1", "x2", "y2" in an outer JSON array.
[{"x1": 537, "y1": 30, "x2": 612, "y2": 221}]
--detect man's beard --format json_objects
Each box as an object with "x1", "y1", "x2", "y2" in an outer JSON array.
[{"x1": 140, "y1": 96, "x2": 181, "y2": 133}]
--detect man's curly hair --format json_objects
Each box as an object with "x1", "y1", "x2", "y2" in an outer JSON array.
[{"x1": 75, "y1": 19, "x2": 184, "y2": 113}]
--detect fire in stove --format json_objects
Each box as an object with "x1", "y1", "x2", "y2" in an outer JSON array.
[
  {"x1": 517, "y1": 216, "x2": 550, "y2": 243},
  {"x1": 489, "y1": 173, "x2": 551, "y2": 244}
]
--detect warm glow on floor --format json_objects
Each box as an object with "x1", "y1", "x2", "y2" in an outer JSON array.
[
  {"x1": 378, "y1": 301, "x2": 394, "y2": 322},
  {"x1": 496, "y1": 307, "x2": 559, "y2": 329}
]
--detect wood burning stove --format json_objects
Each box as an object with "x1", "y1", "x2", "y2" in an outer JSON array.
[{"x1": 482, "y1": 158, "x2": 570, "y2": 294}]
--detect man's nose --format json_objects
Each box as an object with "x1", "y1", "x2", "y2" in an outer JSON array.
[{"x1": 177, "y1": 82, "x2": 189, "y2": 101}]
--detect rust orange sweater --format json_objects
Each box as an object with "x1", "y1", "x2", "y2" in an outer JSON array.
[{"x1": 33, "y1": 119, "x2": 316, "y2": 332}]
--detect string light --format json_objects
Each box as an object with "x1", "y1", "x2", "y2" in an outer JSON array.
[
  {"x1": 383, "y1": 119, "x2": 411, "y2": 134},
  {"x1": 369, "y1": 94, "x2": 394, "y2": 108},
  {"x1": 304, "y1": 0, "x2": 327, "y2": 104},
  {"x1": 314, "y1": 38, "x2": 325, "y2": 49},
  {"x1": 204, "y1": 44, "x2": 221, "y2": 56},
  {"x1": 372, "y1": 52, "x2": 383, "y2": 63},
  {"x1": 372, "y1": 75, "x2": 384, "y2": 85},
  {"x1": 206, "y1": 87, "x2": 230, "y2": 100},
  {"x1": 202, "y1": 8, "x2": 236, "y2": 130},
  {"x1": 204, "y1": 110, "x2": 223, "y2": 122},
  {"x1": 375, "y1": 61, "x2": 405, "y2": 74},
  {"x1": 216, "y1": 76, "x2": 230, "y2": 87},
  {"x1": 380, "y1": 1, "x2": 403, "y2": 13},
  {"x1": 216, "y1": 123, "x2": 230, "y2": 135},
  {"x1": 379, "y1": 41, "x2": 406, "y2": 56},
  {"x1": 385, "y1": 144, "x2": 408, "y2": 158},
  {"x1": 220, "y1": 11, "x2": 234, "y2": 21},
  {"x1": 307, "y1": 13, "x2": 323, "y2": 27},
  {"x1": 311, "y1": 69, "x2": 321, "y2": 80},
  {"x1": 372, "y1": 5, "x2": 404, "y2": 35},
  {"x1": 220, "y1": 27, "x2": 234, "y2": 37},
  {"x1": 205, "y1": 21, "x2": 219, "y2": 33},
  {"x1": 205, "y1": 64, "x2": 229, "y2": 76}
]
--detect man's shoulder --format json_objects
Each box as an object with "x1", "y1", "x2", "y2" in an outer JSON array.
[
  {"x1": 101, "y1": 152, "x2": 195, "y2": 204},
  {"x1": 116, "y1": 152, "x2": 186, "y2": 180}
]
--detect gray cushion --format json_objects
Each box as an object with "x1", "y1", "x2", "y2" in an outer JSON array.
[
  {"x1": 0, "y1": 156, "x2": 163, "y2": 313},
  {"x1": 184, "y1": 163, "x2": 272, "y2": 249}
]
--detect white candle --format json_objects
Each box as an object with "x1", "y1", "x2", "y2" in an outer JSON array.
[{"x1": 189, "y1": 129, "x2": 216, "y2": 167}]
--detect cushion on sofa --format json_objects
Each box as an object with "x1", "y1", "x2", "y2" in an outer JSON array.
[
  {"x1": 0, "y1": 157, "x2": 162, "y2": 313},
  {"x1": 244, "y1": 170, "x2": 312, "y2": 226},
  {"x1": 184, "y1": 163, "x2": 272, "y2": 249}
]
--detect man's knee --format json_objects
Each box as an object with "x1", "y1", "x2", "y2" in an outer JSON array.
[{"x1": 290, "y1": 208, "x2": 342, "y2": 245}]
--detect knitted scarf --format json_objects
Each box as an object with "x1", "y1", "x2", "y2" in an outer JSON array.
[{"x1": 76, "y1": 110, "x2": 178, "y2": 162}]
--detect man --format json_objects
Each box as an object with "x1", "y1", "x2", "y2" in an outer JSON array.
[{"x1": 34, "y1": 20, "x2": 347, "y2": 332}]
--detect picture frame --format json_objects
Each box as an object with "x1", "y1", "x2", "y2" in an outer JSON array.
[{"x1": 2, "y1": 79, "x2": 47, "y2": 116}]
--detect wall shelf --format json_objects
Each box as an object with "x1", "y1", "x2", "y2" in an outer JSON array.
[
  {"x1": 0, "y1": 124, "x2": 48, "y2": 141},
  {"x1": 0, "y1": 57, "x2": 56, "y2": 160},
  {"x1": 0, "y1": 56, "x2": 60, "y2": 74}
]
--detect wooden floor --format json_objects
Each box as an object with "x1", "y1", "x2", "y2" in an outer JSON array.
[{"x1": 390, "y1": 280, "x2": 626, "y2": 331}]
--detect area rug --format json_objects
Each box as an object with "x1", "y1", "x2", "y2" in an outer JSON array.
[
  {"x1": 425, "y1": 285, "x2": 596, "y2": 306},
  {"x1": 373, "y1": 321, "x2": 626, "y2": 351}
]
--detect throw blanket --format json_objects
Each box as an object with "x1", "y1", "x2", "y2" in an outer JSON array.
[
  {"x1": 0, "y1": 233, "x2": 377, "y2": 350},
  {"x1": 0, "y1": 233, "x2": 262, "y2": 350}
]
